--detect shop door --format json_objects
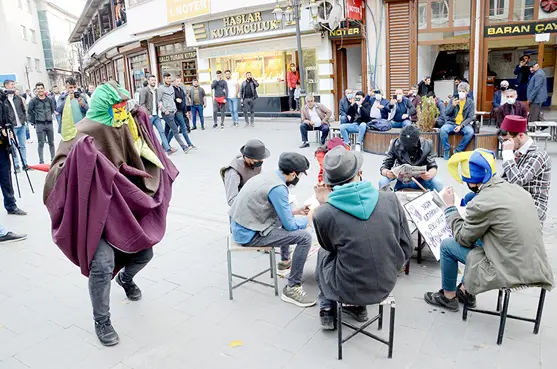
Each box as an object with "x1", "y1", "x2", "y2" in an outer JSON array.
[{"x1": 334, "y1": 40, "x2": 366, "y2": 117}]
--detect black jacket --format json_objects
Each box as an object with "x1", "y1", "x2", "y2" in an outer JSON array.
[
  {"x1": 417, "y1": 80, "x2": 434, "y2": 96},
  {"x1": 173, "y1": 86, "x2": 186, "y2": 112},
  {"x1": 346, "y1": 100, "x2": 371, "y2": 123},
  {"x1": 240, "y1": 78, "x2": 259, "y2": 100},
  {"x1": 28, "y1": 96, "x2": 56, "y2": 124},
  {"x1": 380, "y1": 137, "x2": 438, "y2": 173},
  {"x1": 4, "y1": 94, "x2": 26, "y2": 126}
]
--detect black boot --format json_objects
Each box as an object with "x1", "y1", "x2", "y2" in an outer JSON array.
[
  {"x1": 95, "y1": 320, "x2": 120, "y2": 346},
  {"x1": 116, "y1": 272, "x2": 142, "y2": 301}
]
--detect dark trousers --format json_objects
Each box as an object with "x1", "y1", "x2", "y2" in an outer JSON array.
[
  {"x1": 162, "y1": 112, "x2": 187, "y2": 150},
  {"x1": 529, "y1": 103, "x2": 543, "y2": 122},
  {"x1": 0, "y1": 147, "x2": 16, "y2": 212},
  {"x1": 35, "y1": 122, "x2": 55, "y2": 164},
  {"x1": 89, "y1": 239, "x2": 153, "y2": 323},
  {"x1": 300, "y1": 123, "x2": 329, "y2": 144},
  {"x1": 167, "y1": 111, "x2": 193, "y2": 147},
  {"x1": 213, "y1": 100, "x2": 226, "y2": 125},
  {"x1": 289, "y1": 88, "x2": 296, "y2": 110},
  {"x1": 243, "y1": 98, "x2": 255, "y2": 124}
]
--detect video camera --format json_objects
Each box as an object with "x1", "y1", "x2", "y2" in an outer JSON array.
[{"x1": 0, "y1": 88, "x2": 15, "y2": 101}]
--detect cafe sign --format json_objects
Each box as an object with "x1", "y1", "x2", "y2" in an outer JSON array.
[
  {"x1": 158, "y1": 50, "x2": 197, "y2": 63},
  {"x1": 485, "y1": 20, "x2": 557, "y2": 37},
  {"x1": 193, "y1": 11, "x2": 294, "y2": 41}
]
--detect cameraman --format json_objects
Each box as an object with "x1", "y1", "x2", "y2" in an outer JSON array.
[
  {"x1": 2, "y1": 80, "x2": 27, "y2": 172},
  {"x1": 28, "y1": 82, "x2": 56, "y2": 164},
  {"x1": 0, "y1": 88, "x2": 27, "y2": 216},
  {"x1": 56, "y1": 77, "x2": 88, "y2": 129}
]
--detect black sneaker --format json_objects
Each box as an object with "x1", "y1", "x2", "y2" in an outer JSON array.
[
  {"x1": 0, "y1": 232, "x2": 27, "y2": 244},
  {"x1": 343, "y1": 305, "x2": 368, "y2": 322},
  {"x1": 201, "y1": 127, "x2": 205, "y2": 130},
  {"x1": 95, "y1": 320, "x2": 120, "y2": 346},
  {"x1": 220, "y1": 124, "x2": 224, "y2": 129},
  {"x1": 192, "y1": 127, "x2": 197, "y2": 130},
  {"x1": 299, "y1": 142, "x2": 310, "y2": 148},
  {"x1": 115, "y1": 272, "x2": 142, "y2": 301},
  {"x1": 424, "y1": 290, "x2": 459, "y2": 312},
  {"x1": 212, "y1": 124, "x2": 218, "y2": 129},
  {"x1": 456, "y1": 283, "x2": 477, "y2": 308},
  {"x1": 320, "y1": 309, "x2": 335, "y2": 330},
  {"x1": 8, "y1": 208, "x2": 27, "y2": 216}
]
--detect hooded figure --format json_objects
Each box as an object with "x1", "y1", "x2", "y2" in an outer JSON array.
[
  {"x1": 424, "y1": 149, "x2": 553, "y2": 312},
  {"x1": 312, "y1": 146, "x2": 412, "y2": 329},
  {"x1": 43, "y1": 81, "x2": 178, "y2": 346}
]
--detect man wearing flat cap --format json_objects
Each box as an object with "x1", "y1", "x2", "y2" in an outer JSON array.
[
  {"x1": 220, "y1": 139, "x2": 270, "y2": 206},
  {"x1": 499, "y1": 115, "x2": 551, "y2": 224},
  {"x1": 228, "y1": 152, "x2": 316, "y2": 307},
  {"x1": 312, "y1": 146, "x2": 412, "y2": 329}
]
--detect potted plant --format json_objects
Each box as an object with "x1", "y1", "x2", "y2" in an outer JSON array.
[{"x1": 417, "y1": 96, "x2": 439, "y2": 132}]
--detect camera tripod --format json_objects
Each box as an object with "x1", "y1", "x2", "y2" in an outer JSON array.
[{"x1": 3, "y1": 124, "x2": 34, "y2": 198}]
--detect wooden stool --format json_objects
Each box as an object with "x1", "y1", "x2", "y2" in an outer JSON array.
[
  {"x1": 337, "y1": 295, "x2": 396, "y2": 360},
  {"x1": 462, "y1": 286, "x2": 547, "y2": 345},
  {"x1": 226, "y1": 235, "x2": 279, "y2": 300}
]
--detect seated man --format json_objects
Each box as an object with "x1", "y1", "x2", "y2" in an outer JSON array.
[
  {"x1": 228, "y1": 152, "x2": 316, "y2": 307},
  {"x1": 494, "y1": 89, "x2": 527, "y2": 127},
  {"x1": 338, "y1": 88, "x2": 353, "y2": 124},
  {"x1": 220, "y1": 139, "x2": 270, "y2": 206},
  {"x1": 299, "y1": 96, "x2": 331, "y2": 148},
  {"x1": 424, "y1": 149, "x2": 554, "y2": 312},
  {"x1": 440, "y1": 82, "x2": 475, "y2": 160},
  {"x1": 492, "y1": 80, "x2": 509, "y2": 110},
  {"x1": 407, "y1": 84, "x2": 421, "y2": 122},
  {"x1": 340, "y1": 91, "x2": 371, "y2": 151},
  {"x1": 379, "y1": 125, "x2": 442, "y2": 191},
  {"x1": 427, "y1": 92, "x2": 447, "y2": 128},
  {"x1": 386, "y1": 88, "x2": 415, "y2": 128},
  {"x1": 312, "y1": 146, "x2": 412, "y2": 328}
]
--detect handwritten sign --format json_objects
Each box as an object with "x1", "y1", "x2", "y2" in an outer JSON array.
[{"x1": 403, "y1": 191, "x2": 452, "y2": 261}]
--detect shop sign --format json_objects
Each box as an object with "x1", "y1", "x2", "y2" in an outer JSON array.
[
  {"x1": 166, "y1": 0, "x2": 210, "y2": 23},
  {"x1": 346, "y1": 0, "x2": 363, "y2": 21},
  {"x1": 158, "y1": 50, "x2": 197, "y2": 63},
  {"x1": 328, "y1": 21, "x2": 362, "y2": 39},
  {"x1": 193, "y1": 11, "x2": 294, "y2": 41},
  {"x1": 541, "y1": 0, "x2": 557, "y2": 14},
  {"x1": 485, "y1": 20, "x2": 557, "y2": 38}
]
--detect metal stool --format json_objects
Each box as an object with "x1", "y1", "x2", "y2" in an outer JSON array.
[
  {"x1": 462, "y1": 286, "x2": 547, "y2": 345},
  {"x1": 337, "y1": 294, "x2": 396, "y2": 360},
  {"x1": 226, "y1": 235, "x2": 279, "y2": 300}
]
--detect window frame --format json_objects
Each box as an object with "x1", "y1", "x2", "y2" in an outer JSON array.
[
  {"x1": 21, "y1": 25, "x2": 27, "y2": 40},
  {"x1": 34, "y1": 58, "x2": 41, "y2": 72}
]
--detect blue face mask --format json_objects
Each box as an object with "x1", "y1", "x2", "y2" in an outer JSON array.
[{"x1": 347, "y1": 94, "x2": 354, "y2": 99}]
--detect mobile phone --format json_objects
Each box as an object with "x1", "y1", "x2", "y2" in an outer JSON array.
[
  {"x1": 497, "y1": 136, "x2": 505, "y2": 144},
  {"x1": 355, "y1": 97, "x2": 361, "y2": 102},
  {"x1": 392, "y1": 94, "x2": 396, "y2": 100}
]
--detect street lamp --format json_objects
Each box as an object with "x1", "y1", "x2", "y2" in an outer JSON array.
[{"x1": 273, "y1": 0, "x2": 320, "y2": 109}]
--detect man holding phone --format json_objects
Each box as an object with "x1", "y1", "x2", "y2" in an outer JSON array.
[
  {"x1": 340, "y1": 91, "x2": 371, "y2": 151},
  {"x1": 386, "y1": 88, "x2": 414, "y2": 128},
  {"x1": 440, "y1": 82, "x2": 475, "y2": 160}
]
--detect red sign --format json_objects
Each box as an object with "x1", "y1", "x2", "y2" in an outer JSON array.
[
  {"x1": 346, "y1": 0, "x2": 363, "y2": 21},
  {"x1": 541, "y1": 0, "x2": 557, "y2": 13}
]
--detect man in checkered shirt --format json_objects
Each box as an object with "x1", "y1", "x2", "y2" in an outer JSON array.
[{"x1": 499, "y1": 115, "x2": 551, "y2": 225}]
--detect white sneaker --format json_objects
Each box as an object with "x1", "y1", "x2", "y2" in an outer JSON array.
[{"x1": 355, "y1": 144, "x2": 362, "y2": 152}]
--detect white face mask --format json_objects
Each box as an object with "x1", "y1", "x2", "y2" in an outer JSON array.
[
  {"x1": 396, "y1": 94, "x2": 403, "y2": 101},
  {"x1": 375, "y1": 94, "x2": 382, "y2": 101},
  {"x1": 458, "y1": 92, "x2": 467, "y2": 100},
  {"x1": 507, "y1": 98, "x2": 516, "y2": 105}
]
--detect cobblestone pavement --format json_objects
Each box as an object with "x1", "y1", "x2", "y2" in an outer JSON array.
[{"x1": 0, "y1": 119, "x2": 556, "y2": 369}]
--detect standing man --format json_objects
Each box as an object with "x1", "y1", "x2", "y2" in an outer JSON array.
[
  {"x1": 514, "y1": 55, "x2": 531, "y2": 101},
  {"x1": 167, "y1": 78, "x2": 196, "y2": 153},
  {"x1": 56, "y1": 77, "x2": 88, "y2": 126},
  {"x1": 211, "y1": 70, "x2": 227, "y2": 129},
  {"x1": 220, "y1": 139, "x2": 270, "y2": 206},
  {"x1": 224, "y1": 70, "x2": 240, "y2": 127},
  {"x1": 338, "y1": 88, "x2": 353, "y2": 124},
  {"x1": 50, "y1": 85, "x2": 62, "y2": 133},
  {"x1": 527, "y1": 62, "x2": 548, "y2": 122},
  {"x1": 2, "y1": 80, "x2": 27, "y2": 172},
  {"x1": 499, "y1": 115, "x2": 551, "y2": 225},
  {"x1": 188, "y1": 78, "x2": 206, "y2": 130},
  {"x1": 386, "y1": 88, "x2": 415, "y2": 128},
  {"x1": 175, "y1": 77, "x2": 191, "y2": 132},
  {"x1": 240, "y1": 72, "x2": 259, "y2": 127},
  {"x1": 417, "y1": 76, "x2": 434, "y2": 96},
  {"x1": 87, "y1": 83, "x2": 96, "y2": 97},
  {"x1": 139, "y1": 75, "x2": 175, "y2": 154},
  {"x1": 407, "y1": 84, "x2": 421, "y2": 123},
  {"x1": 27, "y1": 82, "x2": 56, "y2": 164},
  {"x1": 157, "y1": 72, "x2": 189, "y2": 153},
  {"x1": 440, "y1": 82, "x2": 475, "y2": 160},
  {"x1": 287, "y1": 63, "x2": 300, "y2": 111},
  {"x1": 299, "y1": 96, "x2": 331, "y2": 148}
]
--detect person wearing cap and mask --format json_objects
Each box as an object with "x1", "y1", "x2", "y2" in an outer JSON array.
[
  {"x1": 424, "y1": 149, "x2": 553, "y2": 312},
  {"x1": 379, "y1": 125, "x2": 442, "y2": 191},
  {"x1": 499, "y1": 115, "x2": 551, "y2": 225},
  {"x1": 492, "y1": 80, "x2": 510, "y2": 109},
  {"x1": 220, "y1": 139, "x2": 270, "y2": 206},
  {"x1": 228, "y1": 152, "x2": 316, "y2": 308},
  {"x1": 312, "y1": 146, "x2": 412, "y2": 329},
  {"x1": 440, "y1": 82, "x2": 475, "y2": 160},
  {"x1": 339, "y1": 88, "x2": 353, "y2": 124},
  {"x1": 494, "y1": 89, "x2": 527, "y2": 127}
]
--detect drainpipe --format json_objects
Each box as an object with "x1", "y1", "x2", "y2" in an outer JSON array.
[{"x1": 472, "y1": 0, "x2": 481, "y2": 108}]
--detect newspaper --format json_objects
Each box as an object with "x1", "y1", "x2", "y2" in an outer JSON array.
[{"x1": 391, "y1": 164, "x2": 427, "y2": 184}]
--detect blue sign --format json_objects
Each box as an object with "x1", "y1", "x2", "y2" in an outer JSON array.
[{"x1": 0, "y1": 74, "x2": 17, "y2": 83}]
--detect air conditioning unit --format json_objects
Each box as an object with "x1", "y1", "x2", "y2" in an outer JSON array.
[{"x1": 316, "y1": 0, "x2": 345, "y2": 31}]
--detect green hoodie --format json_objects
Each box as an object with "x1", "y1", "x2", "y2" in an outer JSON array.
[{"x1": 327, "y1": 181, "x2": 379, "y2": 220}]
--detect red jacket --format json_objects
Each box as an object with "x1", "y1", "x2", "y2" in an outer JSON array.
[{"x1": 287, "y1": 71, "x2": 299, "y2": 89}]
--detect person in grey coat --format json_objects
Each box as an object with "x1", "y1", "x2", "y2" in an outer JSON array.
[
  {"x1": 312, "y1": 146, "x2": 412, "y2": 329},
  {"x1": 527, "y1": 62, "x2": 548, "y2": 122}
]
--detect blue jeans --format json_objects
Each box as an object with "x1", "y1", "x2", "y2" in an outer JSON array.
[
  {"x1": 378, "y1": 176, "x2": 443, "y2": 192},
  {"x1": 191, "y1": 104, "x2": 204, "y2": 129},
  {"x1": 167, "y1": 111, "x2": 193, "y2": 147},
  {"x1": 150, "y1": 115, "x2": 170, "y2": 151},
  {"x1": 440, "y1": 238, "x2": 472, "y2": 292},
  {"x1": 56, "y1": 114, "x2": 62, "y2": 134},
  {"x1": 340, "y1": 115, "x2": 348, "y2": 124},
  {"x1": 227, "y1": 98, "x2": 239, "y2": 124},
  {"x1": 440, "y1": 123, "x2": 475, "y2": 152},
  {"x1": 391, "y1": 120, "x2": 412, "y2": 129},
  {"x1": 12, "y1": 126, "x2": 27, "y2": 168},
  {"x1": 340, "y1": 122, "x2": 367, "y2": 145}
]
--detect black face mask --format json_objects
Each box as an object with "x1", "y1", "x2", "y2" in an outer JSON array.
[
  {"x1": 286, "y1": 176, "x2": 300, "y2": 187},
  {"x1": 467, "y1": 183, "x2": 480, "y2": 193},
  {"x1": 501, "y1": 86, "x2": 508, "y2": 91},
  {"x1": 251, "y1": 161, "x2": 263, "y2": 168}
]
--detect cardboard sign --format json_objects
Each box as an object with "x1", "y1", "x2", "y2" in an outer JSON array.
[{"x1": 403, "y1": 191, "x2": 452, "y2": 261}]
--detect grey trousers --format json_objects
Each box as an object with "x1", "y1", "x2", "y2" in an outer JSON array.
[
  {"x1": 244, "y1": 227, "x2": 312, "y2": 287},
  {"x1": 243, "y1": 98, "x2": 255, "y2": 124},
  {"x1": 89, "y1": 239, "x2": 153, "y2": 323},
  {"x1": 162, "y1": 113, "x2": 187, "y2": 150},
  {"x1": 35, "y1": 122, "x2": 55, "y2": 164},
  {"x1": 529, "y1": 103, "x2": 543, "y2": 122},
  {"x1": 213, "y1": 100, "x2": 226, "y2": 125}
]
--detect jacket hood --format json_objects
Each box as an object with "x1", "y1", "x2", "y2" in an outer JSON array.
[{"x1": 327, "y1": 181, "x2": 379, "y2": 220}]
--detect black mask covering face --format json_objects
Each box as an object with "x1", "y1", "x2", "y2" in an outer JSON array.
[
  {"x1": 250, "y1": 160, "x2": 263, "y2": 168},
  {"x1": 467, "y1": 183, "x2": 480, "y2": 193},
  {"x1": 286, "y1": 175, "x2": 300, "y2": 187}
]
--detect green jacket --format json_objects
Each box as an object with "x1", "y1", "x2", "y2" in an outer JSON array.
[{"x1": 446, "y1": 176, "x2": 554, "y2": 295}]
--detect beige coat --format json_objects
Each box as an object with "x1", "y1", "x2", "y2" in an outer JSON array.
[
  {"x1": 447, "y1": 176, "x2": 554, "y2": 295},
  {"x1": 301, "y1": 103, "x2": 332, "y2": 124}
]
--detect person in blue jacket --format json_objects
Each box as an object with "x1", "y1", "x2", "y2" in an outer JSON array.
[{"x1": 338, "y1": 88, "x2": 353, "y2": 124}]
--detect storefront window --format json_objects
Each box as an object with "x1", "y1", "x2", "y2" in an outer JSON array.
[
  {"x1": 453, "y1": 0, "x2": 471, "y2": 27},
  {"x1": 157, "y1": 43, "x2": 185, "y2": 56},
  {"x1": 100, "y1": 65, "x2": 107, "y2": 82},
  {"x1": 115, "y1": 58, "x2": 125, "y2": 88},
  {"x1": 513, "y1": 0, "x2": 535, "y2": 21},
  {"x1": 129, "y1": 53, "x2": 148, "y2": 94},
  {"x1": 106, "y1": 62, "x2": 114, "y2": 81},
  {"x1": 418, "y1": 1, "x2": 427, "y2": 30},
  {"x1": 431, "y1": 0, "x2": 450, "y2": 28}
]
